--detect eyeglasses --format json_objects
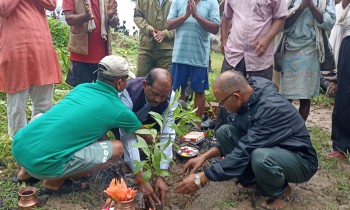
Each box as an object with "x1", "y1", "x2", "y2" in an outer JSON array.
[{"x1": 218, "y1": 90, "x2": 241, "y2": 107}]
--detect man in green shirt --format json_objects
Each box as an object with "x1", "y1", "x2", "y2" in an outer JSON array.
[
  {"x1": 134, "y1": 0, "x2": 174, "y2": 76},
  {"x1": 12, "y1": 55, "x2": 141, "y2": 194}
]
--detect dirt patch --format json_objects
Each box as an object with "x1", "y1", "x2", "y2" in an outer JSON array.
[{"x1": 39, "y1": 105, "x2": 350, "y2": 210}]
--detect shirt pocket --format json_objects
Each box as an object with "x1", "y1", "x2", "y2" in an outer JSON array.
[{"x1": 252, "y1": 0, "x2": 273, "y2": 22}]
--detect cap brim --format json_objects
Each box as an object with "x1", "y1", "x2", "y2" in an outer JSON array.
[{"x1": 128, "y1": 71, "x2": 136, "y2": 79}]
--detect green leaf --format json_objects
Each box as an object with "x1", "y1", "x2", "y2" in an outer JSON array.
[
  {"x1": 132, "y1": 136, "x2": 148, "y2": 148},
  {"x1": 150, "y1": 128, "x2": 158, "y2": 140},
  {"x1": 149, "y1": 111, "x2": 164, "y2": 122},
  {"x1": 141, "y1": 147, "x2": 150, "y2": 157},
  {"x1": 152, "y1": 147, "x2": 161, "y2": 171},
  {"x1": 143, "y1": 123, "x2": 156, "y2": 129},
  {"x1": 160, "y1": 153, "x2": 173, "y2": 162},
  {"x1": 133, "y1": 160, "x2": 146, "y2": 174},
  {"x1": 161, "y1": 135, "x2": 173, "y2": 152},
  {"x1": 142, "y1": 169, "x2": 152, "y2": 183},
  {"x1": 135, "y1": 129, "x2": 153, "y2": 135}
]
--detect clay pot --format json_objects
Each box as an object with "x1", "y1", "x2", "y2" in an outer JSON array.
[
  {"x1": 115, "y1": 199, "x2": 135, "y2": 210},
  {"x1": 18, "y1": 186, "x2": 38, "y2": 210}
]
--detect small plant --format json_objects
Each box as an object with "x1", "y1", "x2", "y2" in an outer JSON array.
[{"x1": 132, "y1": 90, "x2": 201, "y2": 183}]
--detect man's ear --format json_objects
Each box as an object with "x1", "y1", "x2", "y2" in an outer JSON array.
[
  {"x1": 142, "y1": 79, "x2": 148, "y2": 89},
  {"x1": 115, "y1": 79, "x2": 123, "y2": 92}
]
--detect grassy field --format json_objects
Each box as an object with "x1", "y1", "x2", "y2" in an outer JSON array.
[{"x1": 0, "y1": 30, "x2": 348, "y2": 209}]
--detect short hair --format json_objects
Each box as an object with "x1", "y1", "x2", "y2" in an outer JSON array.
[
  {"x1": 96, "y1": 65, "x2": 126, "y2": 83},
  {"x1": 217, "y1": 71, "x2": 249, "y2": 92},
  {"x1": 145, "y1": 69, "x2": 157, "y2": 86},
  {"x1": 145, "y1": 68, "x2": 171, "y2": 86}
]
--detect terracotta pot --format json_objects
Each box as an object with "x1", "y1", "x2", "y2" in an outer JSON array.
[
  {"x1": 18, "y1": 186, "x2": 38, "y2": 210},
  {"x1": 115, "y1": 199, "x2": 135, "y2": 210}
]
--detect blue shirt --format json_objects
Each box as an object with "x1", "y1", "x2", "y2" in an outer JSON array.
[{"x1": 167, "y1": 0, "x2": 220, "y2": 68}]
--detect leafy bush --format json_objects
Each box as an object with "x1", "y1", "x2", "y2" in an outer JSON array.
[
  {"x1": 48, "y1": 19, "x2": 70, "y2": 76},
  {"x1": 48, "y1": 18, "x2": 69, "y2": 52}
]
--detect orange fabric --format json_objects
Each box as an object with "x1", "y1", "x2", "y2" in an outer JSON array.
[{"x1": 0, "y1": 0, "x2": 62, "y2": 94}]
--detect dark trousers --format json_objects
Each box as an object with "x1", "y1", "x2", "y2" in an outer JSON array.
[
  {"x1": 215, "y1": 58, "x2": 273, "y2": 130},
  {"x1": 66, "y1": 61, "x2": 98, "y2": 87},
  {"x1": 216, "y1": 125, "x2": 310, "y2": 197},
  {"x1": 331, "y1": 37, "x2": 350, "y2": 153}
]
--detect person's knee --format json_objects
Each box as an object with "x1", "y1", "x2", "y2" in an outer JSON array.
[
  {"x1": 251, "y1": 149, "x2": 281, "y2": 177},
  {"x1": 251, "y1": 149, "x2": 268, "y2": 170},
  {"x1": 111, "y1": 140, "x2": 124, "y2": 159},
  {"x1": 216, "y1": 125, "x2": 239, "y2": 143}
]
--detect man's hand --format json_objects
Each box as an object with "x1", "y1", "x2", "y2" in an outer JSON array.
[
  {"x1": 221, "y1": 39, "x2": 227, "y2": 55},
  {"x1": 83, "y1": 0, "x2": 94, "y2": 20},
  {"x1": 188, "y1": 0, "x2": 200, "y2": 19},
  {"x1": 183, "y1": 155, "x2": 205, "y2": 174},
  {"x1": 174, "y1": 173, "x2": 199, "y2": 194},
  {"x1": 255, "y1": 37, "x2": 270, "y2": 57},
  {"x1": 139, "y1": 181, "x2": 161, "y2": 209},
  {"x1": 106, "y1": 0, "x2": 118, "y2": 20},
  {"x1": 301, "y1": 0, "x2": 309, "y2": 9},
  {"x1": 155, "y1": 176, "x2": 168, "y2": 206},
  {"x1": 153, "y1": 30, "x2": 164, "y2": 43},
  {"x1": 183, "y1": 0, "x2": 192, "y2": 19}
]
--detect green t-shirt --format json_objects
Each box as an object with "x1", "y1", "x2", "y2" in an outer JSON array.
[{"x1": 12, "y1": 80, "x2": 142, "y2": 176}]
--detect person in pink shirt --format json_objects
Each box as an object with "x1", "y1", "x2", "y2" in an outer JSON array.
[
  {"x1": 0, "y1": 0, "x2": 62, "y2": 140},
  {"x1": 215, "y1": 0, "x2": 288, "y2": 130}
]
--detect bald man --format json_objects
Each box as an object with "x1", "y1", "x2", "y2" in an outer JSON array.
[
  {"x1": 114, "y1": 68, "x2": 177, "y2": 207},
  {"x1": 174, "y1": 71, "x2": 318, "y2": 210}
]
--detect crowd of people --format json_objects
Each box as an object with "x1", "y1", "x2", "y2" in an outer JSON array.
[{"x1": 0, "y1": 0, "x2": 349, "y2": 209}]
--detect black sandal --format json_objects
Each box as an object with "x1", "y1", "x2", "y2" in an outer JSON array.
[
  {"x1": 38, "y1": 179, "x2": 88, "y2": 195},
  {"x1": 12, "y1": 175, "x2": 40, "y2": 185}
]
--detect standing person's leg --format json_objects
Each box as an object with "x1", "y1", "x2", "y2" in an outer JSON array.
[
  {"x1": 251, "y1": 147, "x2": 311, "y2": 209},
  {"x1": 299, "y1": 99, "x2": 311, "y2": 121},
  {"x1": 248, "y1": 65, "x2": 273, "y2": 81},
  {"x1": 6, "y1": 89, "x2": 29, "y2": 139},
  {"x1": 136, "y1": 49, "x2": 154, "y2": 77},
  {"x1": 29, "y1": 84, "x2": 54, "y2": 119},
  {"x1": 171, "y1": 63, "x2": 190, "y2": 101},
  {"x1": 330, "y1": 36, "x2": 350, "y2": 157},
  {"x1": 66, "y1": 61, "x2": 99, "y2": 87},
  {"x1": 190, "y1": 66, "x2": 209, "y2": 120},
  {"x1": 155, "y1": 49, "x2": 172, "y2": 72}
]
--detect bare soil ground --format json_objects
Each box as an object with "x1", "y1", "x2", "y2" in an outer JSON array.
[{"x1": 39, "y1": 105, "x2": 350, "y2": 210}]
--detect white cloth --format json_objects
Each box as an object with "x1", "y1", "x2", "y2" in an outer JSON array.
[
  {"x1": 6, "y1": 85, "x2": 53, "y2": 139},
  {"x1": 118, "y1": 90, "x2": 177, "y2": 171},
  {"x1": 314, "y1": 0, "x2": 328, "y2": 64},
  {"x1": 329, "y1": 2, "x2": 350, "y2": 67},
  {"x1": 87, "y1": 0, "x2": 108, "y2": 40}
]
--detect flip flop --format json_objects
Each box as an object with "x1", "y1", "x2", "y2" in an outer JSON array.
[
  {"x1": 326, "y1": 151, "x2": 346, "y2": 160},
  {"x1": 12, "y1": 175, "x2": 40, "y2": 185},
  {"x1": 38, "y1": 179, "x2": 88, "y2": 195}
]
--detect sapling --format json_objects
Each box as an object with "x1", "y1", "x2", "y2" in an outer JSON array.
[{"x1": 132, "y1": 90, "x2": 201, "y2": 183}]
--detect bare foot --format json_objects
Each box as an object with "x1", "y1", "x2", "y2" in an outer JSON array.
[
  {"x1": 261, "y1": 184, "x2": 292, "y2": 210},
  {"x1": 17, "y1": 167, "x2": 32, "y2": 180},
  {"x1": 43, "y1": 179, "x2": 67, "y2": 190}
]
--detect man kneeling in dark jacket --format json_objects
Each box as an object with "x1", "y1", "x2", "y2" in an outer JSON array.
[{"x1": 174, "y1": 70, "x2": 318, "y2": 210}]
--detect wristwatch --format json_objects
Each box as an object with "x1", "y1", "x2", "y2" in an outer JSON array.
[{"x1": 194, "y1": 173, "x2": 202, "y2": 188}]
